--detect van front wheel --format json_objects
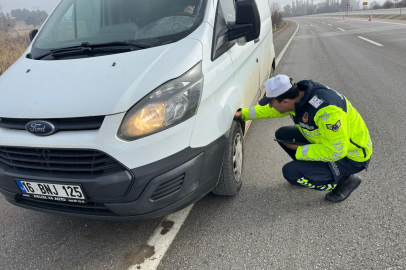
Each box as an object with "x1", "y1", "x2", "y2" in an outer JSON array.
[
  {"x1": 270, "y1": 65, "x2": 275, "y2": 79},
  {"x1": 212, "y1": 121, "x2": 243, "y2": 196}
]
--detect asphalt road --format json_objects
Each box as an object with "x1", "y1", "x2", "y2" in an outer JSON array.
[
  {"x1": 1, "y1": 17, "x2": 406, "y2": 270},
  {"x1": 273, "y1": 20, "x2": 298, "y2": 57}
]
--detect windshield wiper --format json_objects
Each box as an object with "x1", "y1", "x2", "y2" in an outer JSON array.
[
  {"x1": 34, "y1": 41, "x2": 149, "y2": 60},
  {"x1": 89, "y1": 41, "x2": 149, "y2": 49}
]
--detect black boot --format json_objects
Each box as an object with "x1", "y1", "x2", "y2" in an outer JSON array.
[{"x1": 325, "y1": 175, "x2": 362, "y2": 203}]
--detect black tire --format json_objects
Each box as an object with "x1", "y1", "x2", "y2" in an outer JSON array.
[
  {"x1": 212, "y1": 120, "x2": 244, "y2": 196},
  {"x1": 269, "y1": 64, "x2": 275, "y2": 79}
]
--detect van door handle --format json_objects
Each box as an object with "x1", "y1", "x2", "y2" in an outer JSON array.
[{"x1": 254, "y1": 38, "x2": 260, "y2": 43}]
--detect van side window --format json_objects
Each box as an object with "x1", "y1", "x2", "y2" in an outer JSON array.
[{"x1": 211, "y1": 0, "x2": 236, "y2": 61}]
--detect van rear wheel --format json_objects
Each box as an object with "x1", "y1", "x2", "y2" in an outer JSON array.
[{"x1": 212, "y1": 121, "x2": 243, "y2": 196}]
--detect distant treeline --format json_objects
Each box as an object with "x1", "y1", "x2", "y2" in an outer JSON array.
[
  {"x1": 372, "y1": 0, "x2": 406, "y2": 9},
  {"x1": 10, "y1": 9, "x2": 48, "y2": 27}
]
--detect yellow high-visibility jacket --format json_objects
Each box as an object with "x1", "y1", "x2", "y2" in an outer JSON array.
[{"x1": 241, "y1": 80, "x2": 372, "y2": 163}]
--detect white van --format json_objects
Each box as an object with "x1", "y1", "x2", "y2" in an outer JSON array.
[{"x1": 0, "y1": 0, "x2": 275, "y2": 219}]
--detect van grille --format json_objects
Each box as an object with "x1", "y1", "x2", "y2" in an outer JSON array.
[
  {"x1": 0, "y1": 146, "x2": 124, "y2": 175},
  {"x1": 0, "y1": 116, "x2": 104, "y2": 131},
  {"x1": 150, "y1": 175, "x2": 184, "y2": 201}
]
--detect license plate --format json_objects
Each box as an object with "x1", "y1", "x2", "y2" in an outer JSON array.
[{"x1": 16, "y1": 180, "x2": 87, "y2": 203}]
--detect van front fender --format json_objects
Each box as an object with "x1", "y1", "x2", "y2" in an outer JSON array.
[{"x1": 190, "y1": 82, "x2": 242, "y2": 148}]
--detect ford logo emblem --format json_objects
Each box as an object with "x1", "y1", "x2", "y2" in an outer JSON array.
[{"x1": 25, "y1": 121, "x2": 57, "y2": 136}]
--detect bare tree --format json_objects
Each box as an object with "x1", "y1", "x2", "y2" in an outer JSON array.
[
  {"x1": 382, "y1": 0, "x2": 394, "y2": 8},
  {"x1": 270, "y1": 2, "x2": 282, "y2": 27},
  {"x1": 0, "y1": 4, "x2": 4, "y2": 31},
  {"x1": 284, "y1": 4, "x2": 292, "y2": 17},
  {"x1": 0, "y1": 5, "x2": 16, "y2": 32}
]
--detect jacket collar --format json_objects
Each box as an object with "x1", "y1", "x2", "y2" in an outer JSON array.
[{"x1": 294, "y1": 80, "x2": 313, "y2": 113}]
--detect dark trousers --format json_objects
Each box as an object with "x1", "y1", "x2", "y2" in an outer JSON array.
[{"x1": 275, "y1": 126, "x2": 368, "y2": 191}]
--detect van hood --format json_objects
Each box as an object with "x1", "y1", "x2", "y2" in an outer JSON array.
[{"x1": 0, "y1": 38, "x2": 202, "y2": 118}]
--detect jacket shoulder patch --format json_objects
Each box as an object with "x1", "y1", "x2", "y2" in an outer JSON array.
[
  {"x1": 326, "y1": 120, "x2": 341, "y2": 132},
  {"x1": 309, "y1": 95, "x2": 324, "y2": 108}
]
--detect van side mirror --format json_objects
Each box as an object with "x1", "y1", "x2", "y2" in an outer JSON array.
[
  {"x1": 227, "y1": 0, "x2": 261, "y2": 43},
  {"x1": 29, "y1": 29, "x2": 38, "y2": 42}
]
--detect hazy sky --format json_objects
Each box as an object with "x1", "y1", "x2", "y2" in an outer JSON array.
[
  {"x1": 0, "y1": 0, "x2": 317, "y2": 14},
  {"x1": 0, "y1": 0, "x2": 313, "y2": 13},
  {"x1": 0, "y1": 0, "x2": 61, "y2": 14},
  {"x1": 0, "y1": 0, "x2": 380, "y2": 15}
]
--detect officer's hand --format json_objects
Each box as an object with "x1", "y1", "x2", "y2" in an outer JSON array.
[
  {"x1": 284, "y1": 139, "x2": 299, "y2": 151},
  {"x1": 234, "y1": 111, "x2": 242, "y2": 119}
]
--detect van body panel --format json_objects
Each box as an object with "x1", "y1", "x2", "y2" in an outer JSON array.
[
  {"x1": 0, "y1": 39, "x2": 202, "y2": 118},
  {"x1": 227, "y1": 41, "x2": 260, "y2": 108},
  {"x1": 190, "y1": 1, "x2": 275, "y2": 148},
  {"x1": 204, "y1": 0, "x2": 216, "y2": 27},
  {"x1": 189, "y1": 25, "x2": 239, "y2": 147},
  {"x1": 257, "y1": 0, "x2": 274, "y2": 88}
]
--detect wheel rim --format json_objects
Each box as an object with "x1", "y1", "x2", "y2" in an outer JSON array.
[{"x1": 233, "y1": 133, "x2": 243, "y2": 183}]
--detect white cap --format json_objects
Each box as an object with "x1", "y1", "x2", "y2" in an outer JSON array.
[{"x1": 259, "y1": 74, "x2": 293, "y2": 106}]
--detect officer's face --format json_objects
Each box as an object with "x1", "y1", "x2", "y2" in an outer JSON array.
[{"x1": 269, "y1": 99, "x2": 292, "y2": 114}]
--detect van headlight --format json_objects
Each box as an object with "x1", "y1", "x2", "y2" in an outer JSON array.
[{"x1": 117, "y1": 62, "x2": 203, "y2": 141}]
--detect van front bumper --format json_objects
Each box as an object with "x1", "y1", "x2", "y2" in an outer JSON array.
[{"x1": 0, "y1": 135, "x2": 226, "y2": 220}]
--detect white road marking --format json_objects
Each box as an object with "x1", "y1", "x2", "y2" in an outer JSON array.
[
  {"x1": 358, "y1": 36, "x2": 383, "y2": 46},
  {"x1": 328, "y1": 24, "x2": 333, "y2": 26},
  {"x1": 338, "y1": 28, "x2": 346, "y2": 31},
  {"x1": 128, "y1": 205, "x2": 194, "y2": 270},
  {"x1": 310, "y1": 25, "x2": 313, "y2": 26},
  {"x1": 276, "y1": 19, "x2": 300, "y2": 67},
  {"x1": 339, "y1": 21, "x2": 345, "y2": 22}
]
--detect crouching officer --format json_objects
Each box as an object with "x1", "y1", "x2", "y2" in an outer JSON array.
[{"x1": 234, "y1": 75, "x2": 372, "y2": 202}]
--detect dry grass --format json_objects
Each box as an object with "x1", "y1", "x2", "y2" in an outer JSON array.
[{"x1": 0, "y1": 32, "x2": 30, "y2": 76}]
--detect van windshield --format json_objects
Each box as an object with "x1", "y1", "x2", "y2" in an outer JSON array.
[{"x1": 32, "y1": 0, "x2": 207, "y2": 58}]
